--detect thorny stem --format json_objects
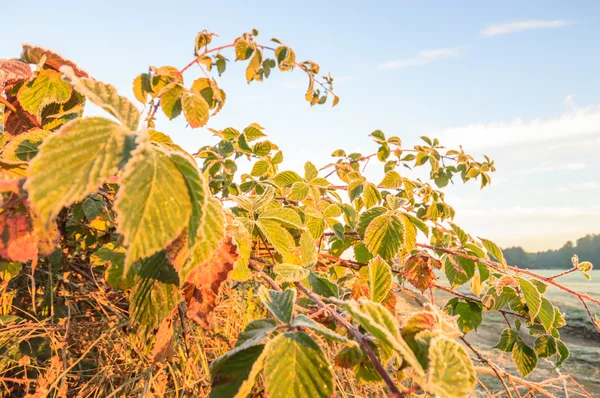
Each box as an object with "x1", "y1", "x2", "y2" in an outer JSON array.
[
  {"x1": 548, "y1": 267, "x2": 578, "y2": 280},
  {"x1": 293, "y1": 282, "x2": 404, "y2": 397},
  {"x1": 249, "y1": 258, "x2": 404, "y2": 396}
]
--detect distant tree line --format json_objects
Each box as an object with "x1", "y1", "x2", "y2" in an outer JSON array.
[{"x1": 503, "y1": 234, "x2": 600, "y2": 269}]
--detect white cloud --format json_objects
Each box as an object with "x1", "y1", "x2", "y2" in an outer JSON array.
[
  {"x1": 436, "y1": 105, "x2": 600, "y2": 150},
  {"x1": 481, "y1": 20, "x2": 569, "y2": 37},
  {"x1": 377, "y1": 48, "x2": 460, "y2": 70}
]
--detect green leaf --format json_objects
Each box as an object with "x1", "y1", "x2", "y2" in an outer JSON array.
[
  {"x1": 357, "y1": 206, "x2": 387, "y2": 237},
  {"x1": 364, "y1": 213, "x2": 404, "y2": 260},
  {"x1": 257, "y1": 286, "x2": 296, "y2": 324},
  {"x1": 115, "y1": 143, "x2": 192, "y2": 270},
  {"x1": 304, "y1": 161, "x2": 318, "y2": 181},
  {"x1": 274, "y1": 263, "x2": 310, "y2": 283},
  {"x1": 251, "y1": 159, "x2": 270, "y2": 177},
  {"x1": 17, "y1": 68, "x2": 72, "y2": 119},
  {"x1": 90, "y1": 243, "x2": 136, "y2": 290},
  {"x1": 299, "y1": 230, "x2": 317, "y2": 267},
  {"x1": 534, "y1": 335, "x2": 557, "y2": 359},
  {"x1": 169, "y1": 152, "x2": 213, "y2": 249},
  {"x1": 130, "y1": 251, "x2": 181, "y2": 334},
  {"x1": 210, "y1": 345, "x2": 266, "y2": 398},
  {"x1": 253, "y1": 141, "x2": 272, "y2": 157},
  {"x1": 288, "y1": 182, "x2": 309, "y2": 201},
  {"x1": 370, "y1": 130, "x2": 386, "y2": 143},
  {"x1": 493, "y1": 328, "x2": 519, "y2": 352},
  {"x1": 182, "y1": 91, "x2": 210, "y2": 128},
  {"x1": 272, "y1": 170, "x2": 303, "y2": 187},
  {"x1": 259, "y1": 208, "x2": 303, "y2": 230},
  {"x1": 291, "y1": 314, "x2": 354, "y2": 344},
  {"x1": 235, "y1": 319, "x2": 277, "y2": 349},
  {"x1": 368, "y1": 256, "x2": 392, "y2": 303},
  {"x1": 512, "y1": 340, "x2": 537, "y2": 377},
  {"x1": 255, "y1": 218, "x2": 295, "y2": 257},
  {"x1": 264, "y1": 332, "x2": 334, "y2": 398},
  {"x1": 307, "y1": 272, "x2": 339, "y2": 298},
  {"x1": 25, "y1": 117, "x2": 135, "y2": 226},
  {"x1": 480, "y1": 237, "x2": 507, "y2": 269},
  {"x1": 538, "y1": 297, "x2": 555, "y2": 333},
  {"x1": 61, "y1": 66, "x2": 140, "y2": 130},
  {"x1": 426, "y1": 336, "x2": 476, "y2": 398},
  {"x1": 556, "y1": 340, "x2": 569, "y2": 366},
  {"x1": 518, "y1": 278, "x2": 542, "y2": 320},
  {"x1": 132, "y1": 73, "x2": 152, "y2": 104},
  {"x1": 343, "y1": 298, "x2": 424, "y2": 376},
  {"x1": 379, "y1": 170, "x2": 402, "y2": 189},
  {"x1": 1, "y1": 129, "x2": 50, "y2": 162},
  {"x1": 452, "y1": 301, "x2": 482, "y2": 334},
  {"x1": 159, "y1": 83, "x2": 184, "y2": 119},
  {"x1": 363, "y1": 183, "x2": 381, "y2": 208}
]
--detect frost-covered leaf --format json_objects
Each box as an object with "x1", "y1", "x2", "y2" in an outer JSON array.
[
  {"x1": 291, "y1": 315, "x2": 354, "y2": 345},
  {"x1": 518, "y1": 278, "x2": 542, "y2": 320},
  {"x1": 274, "y1": 263, "x2": 310, "y2": 283},
  {"x1": 538, "y1": 297, "x2": 555, "y2": 333},
  {"x1": 264, "y1": 332, "x2": 334, "y2": 398},
  {"x1": 182, "y1": 91, "x2": 210, "y2": 128},
  {"x1": 363, "y1": 213, "x2": 404, "y2": 260},
  {"x1": 17, "y1": 68, "x2": 72, "y2": 119},
  {"x1": 368, "y1": 256, "x2": 391, "y2": 303},
  {"x1": 512, "y1": 340, "x2": 537, "y2": 377},
  {"x1": 26, "y1": 117, "x2": 135, "y2": 225},
  {"x1": 426, "y1": 336, "x2": 476, "y2": 398},
  {"x1": 258, "y1": 286, "x2": 295, "y2": 324},
  {"x1": 115, "y1": 143, "x2": 191, "y2": 270},
  {"x1": 343, "y1": 298, "x2": 424, "y2": 375},
  {"x1": 493, "y1": 328, "x2": 519, "y2": 352},
  {"x1": 480, "y1": 237, "x2": 507, "y2": 269},
  {"x1": 61, "y1": 66, "x2": 140, "y2": 130},
  {"x1": 255, "y1": 218, "x2": 295, "y2": 257},
  {"x1": 535, "y1": 335, "x2": 557, "y2": 359}
]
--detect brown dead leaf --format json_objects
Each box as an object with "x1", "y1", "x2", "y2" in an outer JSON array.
[
  {"x1": 166, "y1": 231, "x2": 188, "y2": 272},
  {"x1": 149, "y1": 318, "x2": 174, "y2": 364},
  {"x1": 21, "y1": 44, "x2": 88, "y2": 78},
  {"x1": 184, "y1": 236, "x2": 238, "y2": 329},
  {"x1": 2, "y1": 89, "x2": 40, "y2": 135},
  {"x1": 0, "y1": 59, "x2": 32, "y2": 88},
  {"x1": 403, "y1": 253, "x2": 439, "y2": 292}
]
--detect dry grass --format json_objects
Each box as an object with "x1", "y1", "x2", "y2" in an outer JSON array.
[{"x1": 0, "y1": 266, "x2": 386, "y2": 397}]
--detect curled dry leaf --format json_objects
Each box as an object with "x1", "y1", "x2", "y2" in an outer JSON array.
[{"x1": 183, "y1": 235, "x2": 238, "y2": 329}]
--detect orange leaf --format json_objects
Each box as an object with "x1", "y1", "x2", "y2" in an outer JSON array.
[
  {"x1": 404, "y1": 253, "x2": 439, "y2": 292},
  {"x1": 149, "y1": 317, "x2": 175, "y2": 364},
  {"x1": 0, "y1": 213, "x2": 37, "y2": 262},
  {"x1": 184, "y1": 236, "x2": 238, "y2": 329}
]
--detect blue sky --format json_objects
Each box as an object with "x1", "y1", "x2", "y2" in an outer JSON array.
[{"x1": 4, "y1": 1, "x2": 600, "y2": 251}]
